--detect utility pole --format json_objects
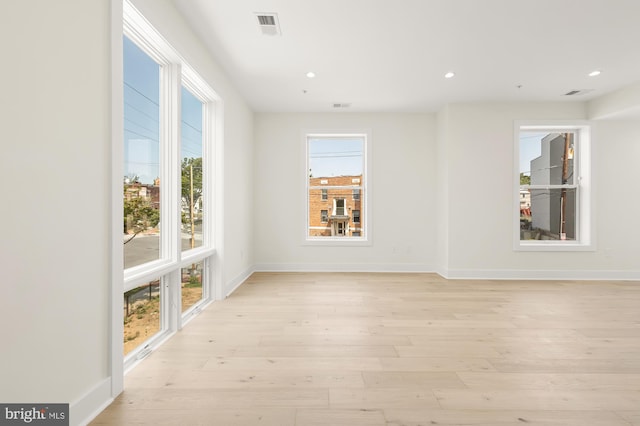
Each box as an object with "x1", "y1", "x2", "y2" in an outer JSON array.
[
  {"x1": 190, "y1": 164, "x2": 195, "y2": 249},
  {"x1": 559, "y1": 133, "x2": 572, "y2": 240}
]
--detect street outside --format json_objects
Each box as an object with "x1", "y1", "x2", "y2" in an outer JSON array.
[{"x1": 124, "y1": 225, "x2": 202, "y2": 269}]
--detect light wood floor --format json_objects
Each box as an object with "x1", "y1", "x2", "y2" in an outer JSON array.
[{"x1": 91, "y1": 272, "x2": 640, "y2": 426}]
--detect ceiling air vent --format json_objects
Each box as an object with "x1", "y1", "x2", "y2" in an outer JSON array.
[
  {"x1": 255, "y1": 13, "x2": 281, "y2": 36},
  {"x1": 564, "y1": 89, "x2": 593, "y2": 96}
]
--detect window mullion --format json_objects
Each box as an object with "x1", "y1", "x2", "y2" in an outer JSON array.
[
  {"x1": 202, "y1": 102, "x2": 212, "y2": 248},
  {"x1": 161, "y1": 63, "x2": 181, "y2": 265},
  {"x1": 163, "y1": 63, "x2": 182, "y2": 336}
]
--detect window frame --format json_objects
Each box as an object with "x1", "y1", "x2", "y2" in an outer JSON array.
[
  {"x1": 513, "y1": 121, "x2": 594, "y2": 251},
  {"x1": 118, "y1": 0, "x2": 222, "y2": 374},
  {"x1": 304, "y1": 131, "x2": 371, "y2": 246}
]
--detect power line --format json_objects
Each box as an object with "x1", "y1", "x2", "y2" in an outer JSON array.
[
  {"x1": 125, "y1": 101, "x2": 159, "y2": 123},
  {"x1": 124, "y1": 127, "x2": 159, "y2": 142},
  {"x1": 181, "y1": 120, "x2": 202, "y2": 134},
  {"x1": 124, "y1": 118, "x2": 159, "y2": 137},
  {"x1": 124, "y1": 81, "x2": 159, "y2": 107}
]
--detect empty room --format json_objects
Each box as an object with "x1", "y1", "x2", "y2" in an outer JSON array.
[{"x1": 2, "y1": 1, "x2": 640, "y2": 425}]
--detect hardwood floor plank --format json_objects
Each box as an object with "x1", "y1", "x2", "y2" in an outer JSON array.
[
  {"x1": 200, "y1": 356, "x2": 384, "y2": 371},
  {"x1": 617, "y1": 411, "x2": 640, "y2": 426},
  {"x1": 231, "y1": 345, "x2": 399, "y2": 357},
  {"x1": 329, "y1": 388, "x2": 440, "y2": 409},
  {"x1": 433, "y1": 389, "x2": 640, "y2": 411},
  {"x1": 488, "y1": 358, "x2": 640, "y2": 374},
  {"x1": 395, "y1": 343, "x2": 502, "y2": 358},
  {"x1": 102, "y1": 388, "x2": 330, "y2": 410},
  {"x1": 89, "y1": 408, "x2": 297, "y2": 426},
  {"x1": 138, "y1": 369, "x2": 365, "y2": 389},
  {"x1": 377, "y1": 357, "x2": 496, "y2": 372},
  {"x1": 384, "y1": 409, "x2": 631, "y2": 426},
  {"x1": 361, "y1": 371, "x2": 465, "y2": 389},
  {"x1": 258, "y1": 334, "x2": 411, "y2": 346},
  {"x1": 458, "y1": 372, "x2": 640, "y2": 390},
  {"x1": 295, "y1": 408, "x2": 386, "y2": 426}
]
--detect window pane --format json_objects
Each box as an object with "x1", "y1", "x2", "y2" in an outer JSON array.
[
  {"x1": 520, "y1": 188, "x2": 576, "y2": 241},
  {"x1": 308, "y1": 136, "x2": 364, "y2": 238},
  {"x1": 520, "y1": 131, "x2": 575, "y2": 186},
  {"x1": 181, "y1": 87, "x2": 204, "y2": 252},
  {"x1": 181, "y1": 261, "x2": 204, "y2": 312},
  {"x1": 123, "y1": 279, "x2": 162, "y2": 355},
  {"x1": 123, "y1": 36, "x2": 161, "y2": 269}
]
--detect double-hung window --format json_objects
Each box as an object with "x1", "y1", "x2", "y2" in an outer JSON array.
[
  {"x1": 515, "y1": 121, "x2": 593, "y2": 250},
  {"x1": 306, "y1": 133, "x2": 370, "y2": 243}
]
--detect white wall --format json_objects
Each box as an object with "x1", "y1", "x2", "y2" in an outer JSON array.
[
  {"x1": 130, "y1": 0, "x2": 255, "y2": 294},
  {"x1": 438, "y1": 102, "x2": 640, "y2": 279},
  {"x1": 254, "y1": 113, "x2": 437, "y2": 271},
  {"x1": 0, "y1": 0, "x2": 111, "y2": 415},
  {"x1": 592, "y1": 119, "x2": 640, "y2": 271},
  {"x1": 588, "y1": 81, "x2": 640, "y2": 120}
]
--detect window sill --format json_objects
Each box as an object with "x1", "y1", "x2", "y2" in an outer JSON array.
[
  {"x1": 515, "y1": 241, "x2": 595, "y2": 252},
  {"x1": 304, "y1": 238, "x2": 371, "y2": 247}
]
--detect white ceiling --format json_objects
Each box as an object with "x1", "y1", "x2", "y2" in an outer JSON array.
[{"x1": 173, "y1": 0, "x2": 640, "y2": 114}]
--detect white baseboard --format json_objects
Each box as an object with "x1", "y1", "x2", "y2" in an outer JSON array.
[
  {"x1": 253, "y1": 264, "x2": 639, "y2": 281},
  {"x1": 70, "y1": 377, "x2": 113, "y2": 426},
  {"x1": 225, "y1": 265, "x2": 256, "y2": 297},
  {"x1": 254, "y1": 263, "x2": 434, "y2": 273},
  {"x1": 442, "y1": 268, "x2": 640, "y2": 281}
]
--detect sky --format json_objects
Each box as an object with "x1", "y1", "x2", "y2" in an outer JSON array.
[
  {"x1": 308, "y1": 137, "x2": 363, "y2": 178},
  {"x1": 123, "y1": 35, "x2": 202, "y2": 185},
  {"x1": 519, "y1": 132, "x2": 545, "y2": 176}
]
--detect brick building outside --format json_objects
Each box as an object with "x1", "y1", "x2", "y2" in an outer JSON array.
[{"x1": 308, "y1": 174, "x2": 363, "y2": 237}]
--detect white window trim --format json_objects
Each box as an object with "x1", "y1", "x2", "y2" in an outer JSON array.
[
  {"x1": 304, "y1": 131, "x2": 372, "y2": 246},
  {"x1": 513, "y1": 120, "x2": 595, "y2": 251}
]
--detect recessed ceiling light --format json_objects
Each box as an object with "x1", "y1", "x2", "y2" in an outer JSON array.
[
  {"x1": 306, "y1": 72, "x2": 316, "y2": 78},
  {"x1": 588, "y1": 70, "x2": 601, "y2": 77},
  {"x1": 444, "y1": 72, "x2": 455, "y2": 79}
]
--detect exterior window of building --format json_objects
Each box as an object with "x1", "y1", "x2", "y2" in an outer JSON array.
[
  {"x1": 515, "y1": 122, "x2": 592, "y2": 251},
  {"x1": 120, "y1": 0, "x2": 220, "y2": 370},
  {"x1": 353, "y1": 209, "x2": 360, "y2": 223},
  {"x1": 306, "y1": 133, "x2": 368, "y2": 243}
]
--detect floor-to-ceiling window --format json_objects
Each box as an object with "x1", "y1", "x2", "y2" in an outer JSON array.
[{"x1": 121, "y1": 0, "x2": 219, "y2": 369}]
